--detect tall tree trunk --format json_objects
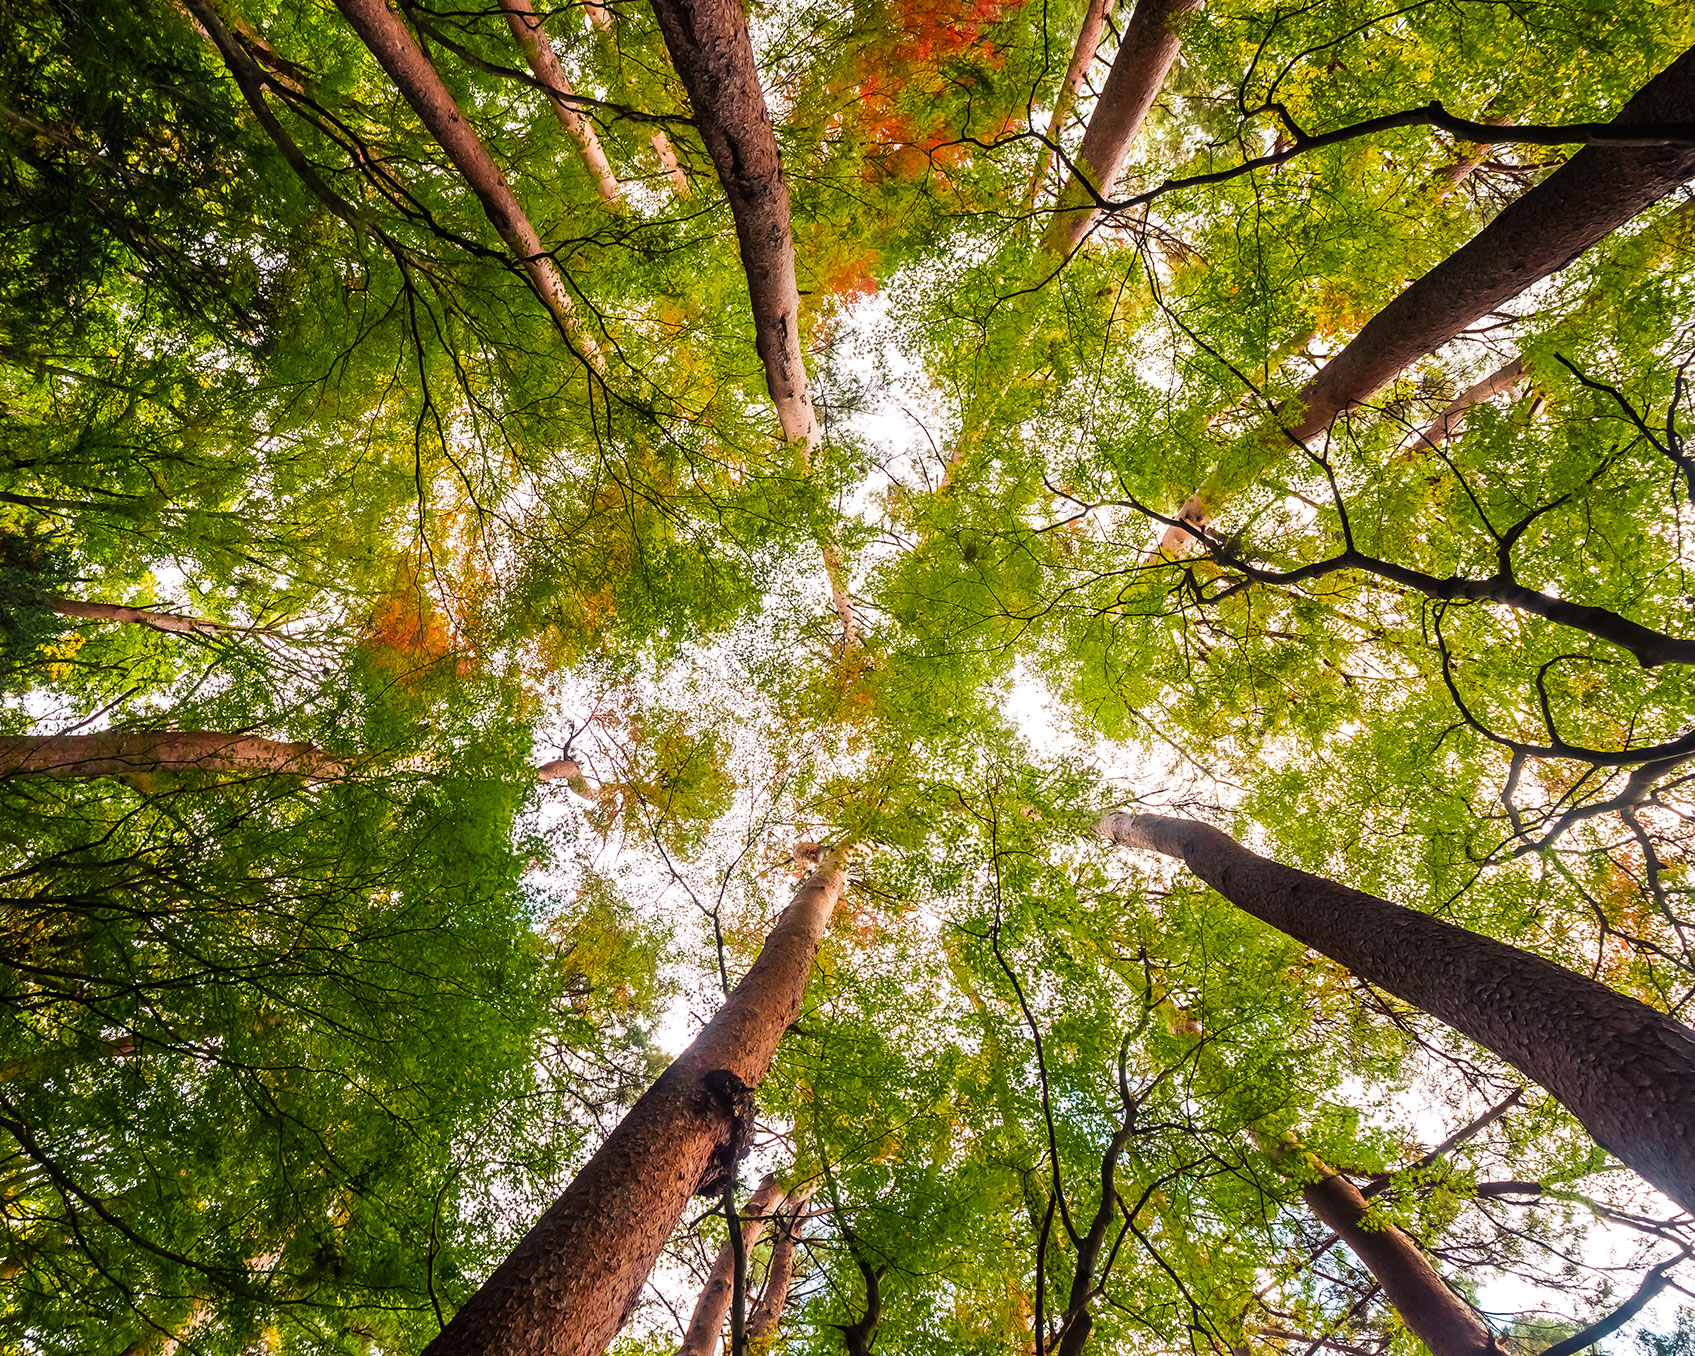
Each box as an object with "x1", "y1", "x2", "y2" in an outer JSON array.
[
  {"x1": 332, "y1": 0, "x2": 598, "y2": 357},
  {"x1": 499, "y1": 0, "x2": 622, "y2": 206},
  {"x1": 1097, "y1": 813, "x2": 1695, "y2": 1214},
  {"x1": 1297, "y1": 1155, "x2": 1496, "y2": 1356},
  {"x1": 1405, "y1": 357, "x2": 1526, "y2": 452},
  {"x1": 648, "y1": 0, "x2": 816, "y2": 447},
  {"x1": 584, "y1": 0, "x2": 691, "y2": 194},
  {"x1": 420, "y1": 847, "x2": 850, "y2": 1356},
  {"x1": 0, "y1": 732, "x2": 347, "y2": 780},
  {"x1": 1157, "y1": 44, "x2": 1695, "y2": 554},
  {"x1": 679, "y1": 1173, "x2": 786, "y2": 1356},
  {"x1": 1024, "y1": 0, "x2": 1115, "y2": 214},
  {"x1": 746, "y1": 1186, "x2": 813, "y2": 1343},
  {"x1": 46, "y1": 598, "x2": 236, "y2": 637},
  {"x1": 1042, "y1": 0, "x2": 1202, "y2": 257}
]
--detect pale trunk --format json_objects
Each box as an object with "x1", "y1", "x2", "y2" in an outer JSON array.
[
  {"x1": 1098, "y1": 812, "x2": 1695, "y2": 1213},
  {"x1": 746, "y1": 1186, "x2": 814, "y2": 1342},
  {"x1": 499, "y1": 0, "x2": 622, "y2": 206},
  {"x1": 584, "y1": 0, "x2": 690, "y2": 193},
  {"x1": 48, "y1": 598, "x2": 234, "y2": 637},
  {"x1": 420, "y1": 848, "x2": 849, "y2": 1356},
  {"x1": 1024, "y1": 0, "x2": 1115, "y2": 214},
  {"x1": 0, "y1": 732, "x2": 347, "y2": 780},
  {"x1": 678, "y1": 1174, "x2": 786, "y2": 1356}
]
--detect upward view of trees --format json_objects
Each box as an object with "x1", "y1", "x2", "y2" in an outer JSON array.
[{"x1": 2, "y1": 0, "x2": 1694, "y2": 1353}]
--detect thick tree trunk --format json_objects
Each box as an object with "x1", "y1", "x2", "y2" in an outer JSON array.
[
  {"x1": 499, "y1": 0, "x2": 622, "y2": 206},
  {"x1": 0, "y1": 732, "x2": 347, "y2": 780},
  {"x1": 333, "y1": 0, "x2": 597, "y2": 355},
  {"x1": 420, "y1": 847, "x2": 849, "y2": 1356},
  {"x1": 1024, "y1": 0, "x2": 1115, "y2": 214},
  {"x1": 679, "y1": 1174, "x2": 786, "y2": 1356},
  {"x1": 1299, "y1": 1159, "x2": 1496, "y2": 1356},
  {"x1": 746, "y1": 1186, "x2": 813, "y2": 1343},
  {"x1": 1097, "y1": 812, "x2": 1695, "y2": 1214},
  {"x1": 1157, "y1": 44, "x2": 1695, "y2": 553},
  {"x1": 46, "y1": 598, "x2": 234, "y2": 637},
  {"x1": 648, "y1": 0, "x2": 816, "y2": 446},
  {"x1": 1042, "y1": 0, "x2": 1202, "y2": 257},
  {"x1": 584, "y1": 0, "x2": 691, "y2": 194}
]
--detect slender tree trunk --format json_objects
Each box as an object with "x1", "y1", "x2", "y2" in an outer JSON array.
[
  {"x1": 499, "y1": 0, "x2": 622, "y2": 206},
  {"x1": 420, "y1": 847, "x2": 850, "y2": 1356},
  {"x1": 584, "y1": 0, "x2": 691, "y2": 194},
  {"x1": 678, "y1": 1173, "x2": 786, "y2": 1356},
  {"x1": 1156, "y1": 44, "x2": 1695, "y2": 553},
  {"x1": 1042, "y1": 0, "x2": 1202, "y2": 257},
  {"x1": 46, "y1": 598, "x2": 235, "y2": 637},
  {"x1": 1405, "y1": 357, "x2": 1526, "y2": 452},
  {"x1": 746, "y1": 1186, "x2": 813, "y2": 1343},
  {"x1": 1097, "y1": 813, "x2": 1695, "y2": 1214},
  {"x1": 0, "y1": 732, "x2": 347, "y2": 780},
  {"x1": 648, "y1": 0, "x2": 816, "y2": 446},
  {"x1": 1024, "y1": 0, "x2": 1115, "y2": 214},
  {"x1": 332, "y1": 0, "x2": 599, "y2": 357},
  {"x1": 1298, "y1": 1157, "x2": 1496, "y2": 1356}
]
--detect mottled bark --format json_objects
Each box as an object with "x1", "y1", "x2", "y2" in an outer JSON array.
[
  {"x1": 1024, "y1": 0, "x2": 1115, "y2": 213},
  {"x1": 678, "y1": 1173, "x2": 786, "y2": 1356},
  {"x1": 0, "y1": 732, "x2": 348, "y2": 780},
  {"x1": 746, "y1": 1186, "x2": 814, "y2": 1343},
  {"x1": 1097, "y1": 812, "x2": 1695, "y2": 1214},
  {"x1": 1299, "y1": 1160, "x2": 1496, "y2": 1356},
  {"x1": 1042, "y1": 0, "x2": 1202, "y2": 257},
  {"x1": 1157, "y1": 44, "x2": 1695, "y2": 553},
  {"x1": 333, "y1": 0, "x2": 598, "y2": 356},
  {"x1": 648, "y1": 0, "x2": 816, "y2": 446},
  {"x1": 421, "y1": 848, "x2": 849, "y2": 1356},
  {"x1": 499, "y1": 0, "x2": 621, "y2": 205},
  {"x1": 47, "y1": 598, "x2": 234, "y2": 637}
]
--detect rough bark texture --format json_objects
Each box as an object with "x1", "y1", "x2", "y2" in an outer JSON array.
[
  {"x1": 746, "y1": 1186, "x2": 813, "y2": 1343},
  {"x1": 0, "y1": 732, "x2": 348, "y2": 780},
  {"x1": 678, "y1": 1174, "x2": 786, "y2": 1356},
  {"x1": 420, "y1": 847, "x2": 849, "y2": 1356},
  {"x1": 499, "y1": 0, "x2": 621, "y2": 205},
  {"x1": 648, "y1": 0, "x2": 816, "y2": 445},
  {"x1": 1043, "y1": 0, "x2": 1202, "y2": 256},
  {"x1": 1300, "y1": 1162, "x2": 1496, "y2": 1356},
  {"x1": 1025, "y1": 0, "x2": 1115, "y2": 213},
  {"x1": 1098, "y1": 812, "x2": 1695, "y2": 1214},
  {"x1": 333, "y1": 0, "x2": 594, "y2": 352},
  {"x1": 47, "y1": 598, "x2": 232, "y2": 637},
  {"x1": 1157, "y1": 43, "x2": 1695, "y2": 553}
]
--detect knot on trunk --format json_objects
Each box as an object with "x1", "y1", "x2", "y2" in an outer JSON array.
[{"x1": 694, "y1": 1068, "x2": 756, "y2": 1198}]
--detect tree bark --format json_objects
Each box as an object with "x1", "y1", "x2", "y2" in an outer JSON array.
[
  {"x1": 1299, "y1": 1158, "x2": 1496, "y2": 1356},
  {"x1": 648, "y1": 0, "x2": 816, "y2": 446},
  {"x1": 332, "y1": 0, "x2": 598, "y2": 356},
  {"x1": 1096, "y1": 812, "x2": 1695, "y2": 1214},
  {"x1": 1024, "y1": 0, "x2": 1115, "y2": 214},
  {"x1": 46, "y1": 598, "x2": 236, "y2": 637},
  {"x1": 0, "y1": 732, "x2": 348, "y2": 780},
  {"x1": 1405, "y1": 357, "x2": 1526, "y2": 452},
  {"x1": 499, "y1": 0, "x2": 622, "y2": 206},
  {"x1": 1042, "y1": 0, "x2": 1202, "y2": 257},
  {"x1": 679, "y1": 1174, "x2": 786, "y2": 1356},
  {"x1": 420, "y1": 846, "x2": 850, "y2": 1356},
  {"x1": 746, "y1": 1186, "x2": 813, "y2": 1343},
  {"x1": 1156, "y1": 43, "x2": 1695, "y2": 553}
]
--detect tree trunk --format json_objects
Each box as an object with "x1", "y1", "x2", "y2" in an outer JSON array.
[
  {"x1": 1096, "y1": 812, "x2": 1695, "y2": 1214},
  {"x1": 332, "y1": 0, "x2": 598, "y2": 357},
  {"x1": 420, "y1": 847, "x2": 850, "y2": 1356},
  {"x1": 1042, "y1": 0, "x2": 1202, "y2": 257},
  {"x1": 0, "y1": 732, "x2": 348, "y2": 780},
  {"x1": 1024, "y1": 0, "x2": 1115, "y2": 214},
  {"x1": 46, "y1": 598, "x2": 235, "y2": 637},
  {"x1": 1405, "y1": 357, "x2": 1526, "y2": 452},
  {"x1": 1156, "y1": 43, "x2": 1695, "y2": 553},
  {"x1": 1299, "y1": 1158, "x2": 1496, "y2": 1356},
  {"x1": 678, "y1": 1173, "x2": 786, "y2": 1356},
  {"x1": 499, "y1": 0, "x2": 622, "y2": 206},
  {"x1": 648, "y1": 0, "x2": 816, "y2": 446},
  {"x1": 746, "y1": 1186, "x2": 813, "y2": 1343},
  {"x1": 584, "y1": 0, "x2": 691, "y2": 194}
]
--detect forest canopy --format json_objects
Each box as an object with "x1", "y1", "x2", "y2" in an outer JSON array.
[{"x1": 2, "y1": 0, "x2": 1695, "y2": 1354}]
